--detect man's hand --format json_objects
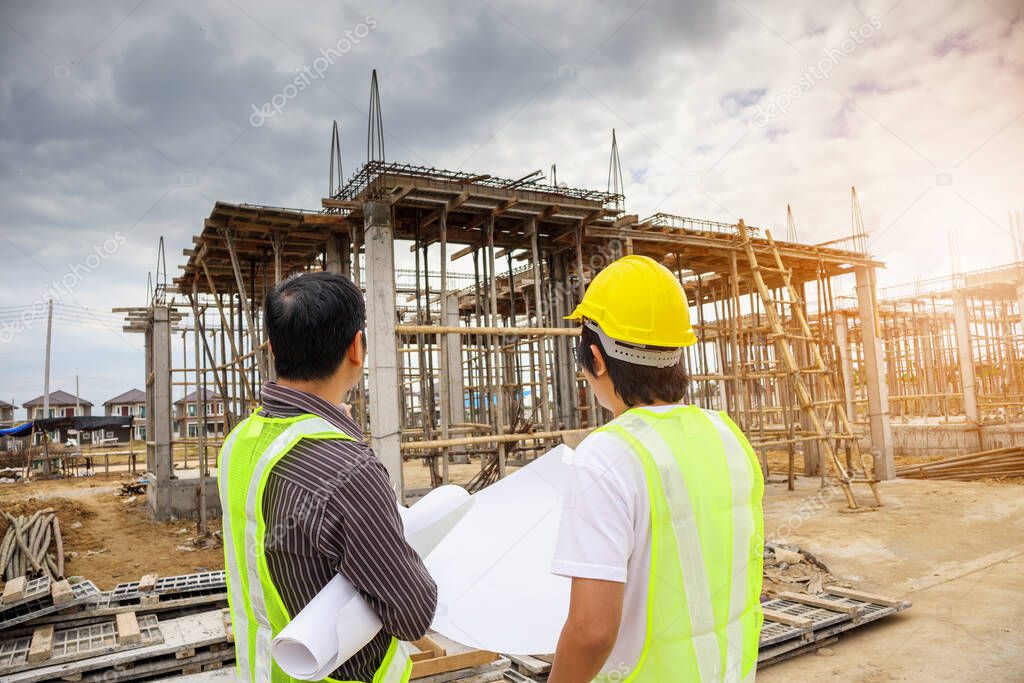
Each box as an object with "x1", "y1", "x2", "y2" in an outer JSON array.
[{"x1": 548, "y1": 577, "x2": 625, "y2": 683}]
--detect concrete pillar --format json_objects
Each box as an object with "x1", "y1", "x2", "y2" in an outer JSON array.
[
  {"x1": 855, "y1": 267, "x2": 896, "y2": 480},
  {"x1": 148, "y1": 305, "x2": 173, "y2": 520},
  {"x1": 445, "y1": 294, "x2": 465, "y2": 425},
  {"x1": 953, "y1": 292, "x2": 980, "y2": 426},
  {"x1": 833, "y1": 311, "x2": 857, "y2": 424},
  {"x1": 363, "y1": 201, "x2": 404, "y2": 499},
  {"x1": 324, "y1": 233, "x2": 350, "y2": 277},
  {"x1": 1017, "y1": 282, "x2": 1024, "y2": 352},
  {"x1": 550, "y1": 254, "x2": 578, "y2": 429}
]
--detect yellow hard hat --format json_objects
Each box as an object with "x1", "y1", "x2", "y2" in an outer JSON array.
[{"x1": 567, "y1": 255, "x2": 697, "y2": 350}]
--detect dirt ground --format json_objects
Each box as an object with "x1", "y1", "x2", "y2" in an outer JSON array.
[
  {"x1": 758, "y1": 476, "x2": 1024, "y2": 681},
  {"x1": 2, "y1": 457, "x2": 1022, "y2": 681},
  {"x1": 0, "y1": 474, "x2": 223, "y2": 589}
]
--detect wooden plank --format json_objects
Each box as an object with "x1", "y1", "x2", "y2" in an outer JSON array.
[
  {"x1": 508, "y1": 653, "x2": 552, "y2": 675},
  {"x1": 412, "y1": 635, "x2": 445, "y2": 658},
  {"x1": 777, "y1": 592, "x2": 863, "y2": 616},
  {"x1": 50, "y1": 579, "x2": 73, "y2": 605},
  {"x1": 762, "y1": 607, "x2": 812, "y2": 628},
  {"x1": 115, "y1": 612, "x2": 141, "y2": 644},
  {"x1": 3, "y1": 576, "x2": 27, "y2": 604},
  {"x1": 27, "y1": 625, "x2": 55, "y2": 663},
  {"x1": 411, "y1": 650, "x2": 498, "y2": 678},
  {"x1": 6, "y1": 610, "x2": 228, "y2": 683},
  {"x1": 824, "y1": 586, "x2": 906, "y2": 608}
]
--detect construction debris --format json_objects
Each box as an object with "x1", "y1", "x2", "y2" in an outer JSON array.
[
  {"x1": 0, "y1": 508, "x2": 65, "y2": 581},
  {"x1": 762, "y1": 542, "x2": 848, "y2": 598},
  {"x1": 0, "y1": 571, "x2": 232, "y2": 682},
  {"x1": 895, "y1": 445, "x2": 1024, "y2": 480}
]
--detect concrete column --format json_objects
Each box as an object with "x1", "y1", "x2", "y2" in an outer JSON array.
[
  {"x1": 953, "y1": 292, "x2": 980, "y2": 425},
  {"x1": 363, "y1": 202, "x2": 404, "y2": 499},
  {"x1": 833, "y1": 311, "x2": 857, "y2": 424},
  {"x1": 445, "y1": 294, "x2": 465, "y2": 425},
  {"x1": 325, "y1": 233, "x2": 350, "y2": 277},
  {"x1": 148, "y1": 305, "x2": 173, "y2": 520},
  {"x1": 855, "y1": 267, "x2": 896, "y2": 480},
  {"x1": 1017, "y1": 282, "x2": 1024, "y2": 351},
  {"x1": 550, "y1": 254, "x2": 578, "y2": 429}
]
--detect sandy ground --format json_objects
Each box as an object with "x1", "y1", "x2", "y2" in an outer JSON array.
[
  {"x1": 2, "y1": 461, "x2": 1021, "y2": 680},
  {"x1": 0, "y1": 474, "x2": 223, "y2": 590},
  {"x1": 758, "y1": 476, "x2": 1024, "y2": 682}
]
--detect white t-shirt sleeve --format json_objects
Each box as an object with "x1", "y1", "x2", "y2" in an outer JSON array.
[{"x1": 550, "y1": 433, "x2": 638, "y2": 584}]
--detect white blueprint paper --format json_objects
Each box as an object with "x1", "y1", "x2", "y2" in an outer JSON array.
[{"x1": 427, "y1": 445, "x2": 573, "y2": 654}]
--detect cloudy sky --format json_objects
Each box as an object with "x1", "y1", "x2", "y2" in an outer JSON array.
[{"x1": 0, "y1": 0, "x2": 1022, "y2": 414}]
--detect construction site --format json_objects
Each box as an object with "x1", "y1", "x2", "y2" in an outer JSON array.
[{"x1": 2, "y1": 73, "x2": 1023, "y2": 682}]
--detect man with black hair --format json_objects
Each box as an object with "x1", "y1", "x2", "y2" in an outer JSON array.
[
  {"x1": 549, "y1": 255, "x2": 765, "y2": 683},
  {"x1": 218, "y1": 272, "x2": 435, "y2": 683}
]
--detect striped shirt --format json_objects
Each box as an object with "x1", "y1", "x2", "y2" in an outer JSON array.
[{"x1": 259, "y1": 382, "x2": 437, "y2": 682}]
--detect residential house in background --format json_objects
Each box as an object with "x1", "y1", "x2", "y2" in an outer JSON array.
[
  {"x1": 104, "y1": 389, "x2": 147, "y2": 441},
  {"x1": 0, "y1": 399, "x2": 14, "y2": 426},
  {"x1": 173, "y1": 389, "x2": 225, "y2": 439},
  {"x1": 23, "y1": 390, "x2": 93, "y2": 419},
  {"x1": 22, "y1": 390, "x2": 93, "y2": 445}
]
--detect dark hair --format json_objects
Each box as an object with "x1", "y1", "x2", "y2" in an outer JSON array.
[
  {"x1": 264, "y1": 272, "x2": 365, "y2": 381},
  {"x1": 577, "y1": 325, "x2": 689, "y2": 407}
]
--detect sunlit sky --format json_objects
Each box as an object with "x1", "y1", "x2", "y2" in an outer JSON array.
[{"x1": 1, "y1": 0, "x2": 1022, "y2": 414}]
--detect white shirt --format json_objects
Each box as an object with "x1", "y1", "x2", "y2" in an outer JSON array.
[{"x1": 551, "y1": 405, "x2": 685, "y2": 676}]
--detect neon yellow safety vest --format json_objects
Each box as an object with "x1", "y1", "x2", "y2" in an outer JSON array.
[
  {"x1": 217, "y1": 411, "x2": 413, "y2": 683},
  {"x1": 594, "y1": 406, "x2": 765, "y2": 683}
]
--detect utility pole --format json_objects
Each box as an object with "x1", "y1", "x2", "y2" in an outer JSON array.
[
  {"x1": 42, "y1": 300, "x2": 53, "y2": 475},
  {"x1": 75, "y1": 375, "x2": 80, "y2": 415}
]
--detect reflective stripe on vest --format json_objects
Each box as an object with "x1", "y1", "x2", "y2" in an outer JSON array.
[
  {"x1": 595, "y1": 406, "x2": 765, "y2": 683},
  {"x1": 218, "y1": 413, "x2": 413, "y2": 683}
]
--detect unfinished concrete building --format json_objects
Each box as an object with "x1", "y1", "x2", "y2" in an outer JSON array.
[
  {"x1": 117, "y1": 161, "x2": 908, "y2": 519},
  {"x1": 126, "y1": 76, "x2": 1024, "y2": 518},
  {"x1": 833, "y1": 262, "x2": 1024, "y2": 457}
]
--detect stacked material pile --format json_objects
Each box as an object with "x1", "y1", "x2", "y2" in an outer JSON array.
[
  {"x1": 761, "y1": 542, "x2": 847, "y2": 598},
  {"x1": 896, "y1": 445, "x2": 1024, "y2": 481},
  {"x1": 0, "y1": 571, "x2": 233, "y2": 682},
  {"x1": 0, "y1": 509, "x2": 64, "y2": 581}
]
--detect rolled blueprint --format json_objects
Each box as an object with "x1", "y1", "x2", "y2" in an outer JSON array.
[{"x1": 272, "y1": 484, "x2": 474, "y2": 680}]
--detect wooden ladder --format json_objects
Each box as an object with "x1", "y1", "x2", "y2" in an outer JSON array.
[{"x1": 737, "y1": 220, "x2": 882, "y2": 509}]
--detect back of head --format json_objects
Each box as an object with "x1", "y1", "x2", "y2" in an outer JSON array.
[{"x1": 264, "y1": 272, "x2": 365, "y2": 381}]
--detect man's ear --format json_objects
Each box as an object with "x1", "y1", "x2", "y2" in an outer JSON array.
[
  {"x1": 347, "y1": 330, "x2": 365, "y2": 366},
  {"x1": 589, "y1": 344, "x2": 607, "y2": 377}
]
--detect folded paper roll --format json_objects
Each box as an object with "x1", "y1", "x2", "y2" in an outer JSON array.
[{"x1": 272, "y1": 484, "x2": 474, "y2": 679}]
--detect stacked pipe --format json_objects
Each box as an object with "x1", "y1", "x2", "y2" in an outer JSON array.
[
  {"x1": 0, "y1": 509, "x2": 65, "y2": 581},
  {"x1": 895, "y1": 445, "x2": 1024, "y2": 481}
]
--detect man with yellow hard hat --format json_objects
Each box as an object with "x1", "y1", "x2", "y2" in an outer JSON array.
[{"x1": 548, "y1": 255, "x2": 765, "y2": 683}]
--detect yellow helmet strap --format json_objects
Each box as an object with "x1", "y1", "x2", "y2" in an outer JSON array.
[{"x1": 584, "y1": 320, "x2": 683, "y2": 369}]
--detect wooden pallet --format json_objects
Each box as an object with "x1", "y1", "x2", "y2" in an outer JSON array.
[
  {"x1": 9, "y1": 590, "x2": 228, "y2": 634},
  {"x1": 410, "y1": 632, "x2": 503, "y2": 681},
  {"x1": 757, "y1": 586, "x2": 911, "y2": 665},
  {"x1": 0, "y1": 580, "x2": 101, "y2": 631},
  {"x1": 4, "y1": 609, "x2": 231, "y2": 683},
  {"x1": 107, "y1": 571, "x2": 226, "y2": 602},
  {"x1": 0, "y1": 613, "x2": 162, "y2": 675}
]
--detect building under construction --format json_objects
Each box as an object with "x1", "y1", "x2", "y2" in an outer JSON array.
[{"x1": 116, "y1": 79, "x2": 1024, "y2": 522}]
